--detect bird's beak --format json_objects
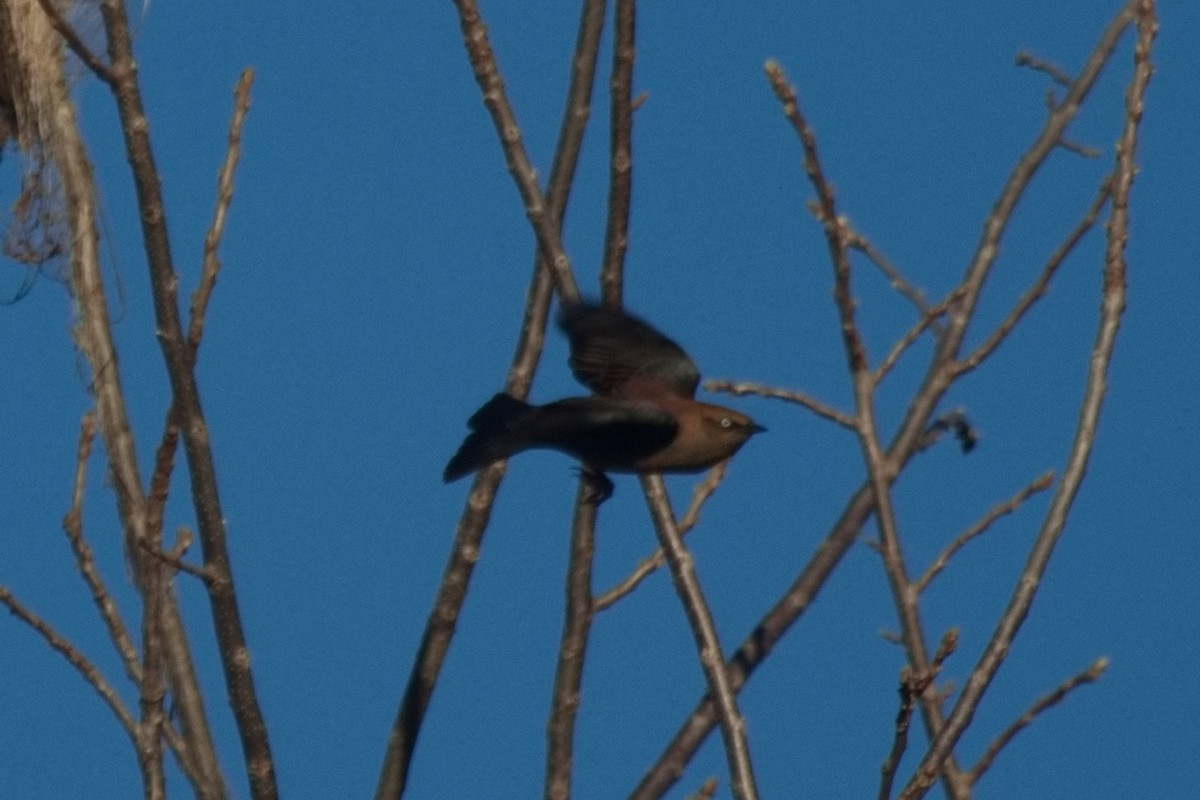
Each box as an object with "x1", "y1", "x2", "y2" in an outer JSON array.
[{"x1": 750, "y1": 423, "x2": 767, "y2": 435}]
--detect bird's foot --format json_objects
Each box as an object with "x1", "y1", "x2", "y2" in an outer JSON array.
[{"x1": 575, "y1": 466, "x2": 614, "y2": 505}]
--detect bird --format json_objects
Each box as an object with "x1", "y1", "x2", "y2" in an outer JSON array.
[{"x1": 443, "y1": 301, "x2": 764, "y2": 498}]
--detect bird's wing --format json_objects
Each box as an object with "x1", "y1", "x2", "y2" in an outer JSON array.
[{"x1": 558, "y1": 302, "x2": 700, "y2": 399}]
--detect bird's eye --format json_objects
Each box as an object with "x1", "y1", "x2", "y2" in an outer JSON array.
[{"x1": 719, "y1": 417, "x2": 733, "y2": 428}]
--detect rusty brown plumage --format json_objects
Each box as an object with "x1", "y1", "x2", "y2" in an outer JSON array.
[{"x1": 444, "y1": 302, "x2": 763, "y2": 495}]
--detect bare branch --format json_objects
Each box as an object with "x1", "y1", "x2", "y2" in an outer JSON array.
[
  {"x1": 955, "y1": 177, "x2": 1113, "y2": 376},
  {"x1": 637, "y1": 4, "x2": 1143, "y2": 793},
  {"x1": 766, "y1": 60, "x2": 868, "y2": 376},
  {"x1": 878, "y1": 667, "x2": 926, "y2": 800},
  {"x1": 595, "y1": 461, "x2": 728, "y2": 611},
  {"x1": 449, "y1": 0, "x2": 580, "y2": 302},
  {"x1": 138, "y1": 501, "x2": 169, "y2": 800},
  {"x1": 847, "y1": 229, "x2": 938, "y2": 321},
  {"x1": 189, "y1": 68, "x2": 254, "y2": 358},
  {"x1": 639, "y1": 475, "x2": 759, "y2": 800},
  {"x1": 879, "y1": 630, "x2": 957, "y2": 800},
  {"x1": 928, "y1": 2, "x2": 1139, "y2": 398},
  {"x1": 968, "y1": 657, "x2": 1108, "y2": 784},
  {"x1": 704, "y1": 379, "x2": 857, "y2": 431},
  {"x1": 11, "y1": 2, "x2": 225, "y2": 789},
  {"x1": 145, "y1": 408, "x2": 179, "y2": 558},
  {"x1": 99, "y1": 0, "x2": 272, "y2": 792},
  {"x1": 61, "y1": 412, "x2": 142, "y2": 684},
  {"x1": 916, "y1": 472, "x2": 1055, "y2": 594},
  {"x1": 900, "y1": 5, "x2": 1153, "y2": 796},
  {"x1": 0, "y1": 586, "x2": 137, "y2": 737},
  {"x1": 600, "y1": 0, "x2": 634, "y2": 302},
  {"x1": 1057, "y1": 137, "x2": 1102, "y2": 159},
  {"x1": 861, "y1": 420, "x2": 971, "y2": 797},
  {"x1": 544, "y1": 481, "x2": 598, "y2": 800},
  {"x1": 1015, "y1": 50, "x2": 1073, "y2": 88},
  {"x1": 931, "y1": 628, "x2": 959, "y2": 671},
  {"x1": 873, "y1": 291, "x2": 960, "y2": 386},
  {"x1": 138, "y1": 534, "x2": 216, "y2": 584}
]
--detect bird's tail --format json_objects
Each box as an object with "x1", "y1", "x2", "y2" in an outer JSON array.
[{"x1": 443, "y1": 393, "x2": 535, "y2": 482}]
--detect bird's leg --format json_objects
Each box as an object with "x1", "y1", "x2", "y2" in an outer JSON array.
[{"x1": 576, "y1": 466, "x2": 615, "y2": 505}]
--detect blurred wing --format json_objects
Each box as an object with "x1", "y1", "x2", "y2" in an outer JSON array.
[{"x1": 558, "y1": 302, "x2": 700, "y2": 398}]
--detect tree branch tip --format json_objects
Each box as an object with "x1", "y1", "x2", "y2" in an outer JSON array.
[{"x1": 932, "y1": 629, "x2": 959, "y2": 667}]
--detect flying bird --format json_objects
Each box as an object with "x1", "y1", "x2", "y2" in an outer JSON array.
[{"x1": 444, "y1": 302, "x2": 764, "y2": 497}]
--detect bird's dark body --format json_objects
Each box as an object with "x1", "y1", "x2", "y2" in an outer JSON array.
[{"x1": 444, "y1": 302, "x2": 763, "y2": 486}]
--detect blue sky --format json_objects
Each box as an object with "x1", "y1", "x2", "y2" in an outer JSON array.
[{"x1": 1, "y1": 2, "x2": 1197, "y2": 798}]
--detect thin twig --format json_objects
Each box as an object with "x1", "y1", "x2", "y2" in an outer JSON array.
[
  {"x1": 640, "y1": 475, "x2": 759, "y2": 800},
  {"x1": 935, "y1": 10, "x2": 1134, "y2": 384},
  {"x1": 955, "y1": 177, "x2": 1113, "y2": 376},
  {"x1": 968, "y1": 657, "x2": 1108, "y2": 784},
  {"x1": 450, "y1": 0, "x2": 580, "y2": 303},
  {"x1": 595, "y1": 461, "x2": 728, "y2": 611},
  {"x1": 0, "y1": 586, "x2": 137, "y2": 737},
  {"x1": 139, "y1": 488, "x2": 169, "y2": 800},
  {"x1": 766, "y1": 60, "x2": 867, "y2": 375},
  {"x1": 900, "y1": 5, "x2": 1152, "y2": 796},
  {"x1": 145, "y1": 408, "x2": 179, "y2": 562},
  {"x1": 544, "y1": 481, "x2": 598, "y2": 800},
  {"x1": 138, "y1": 536, "x2": 215, "y2": 584},
  {"x1": 931, "y1": 628, "x2": 959, "y2": 671},
  {"x1": 1058, "y1": 138, "x2": 1102, "y2": 159},
  {"x1": 189, "y1": 68, "x2": 254, "y2": 358},
  {"x1": 878, "y1": 667, "x2": 925, "y2": 800},
  {"x1": 33, "y1": 0, "x2": 116, "y2": 84},
  {"x1": 1015, "y1": 50, "x2": 1073, "y2": 88},
  {"x1": 878, "y1": 630, "x2": 958, "y2": 800},
  {"x1": 704, "y1": 379, "x2": 857, "y2": 431},
  {"x1": 847, "y1": 229, "x2": 938, "y2": 321},
  {"x1": 916, "y1": 472, "x2": 1055, "y2": 594},
  {"x1": 873, "y1": 291, "x2": 960, "y2": 386},
  {"x1": 61, "y1": 412, "x2": 142, "y2": 684},
  {"x1": 600, "y1": 0, "x2": 634, "y2": 302}
]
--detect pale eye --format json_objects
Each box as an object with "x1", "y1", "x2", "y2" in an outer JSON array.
[{"x1": 719, "y1": 417, "x2": 733, "y2": 429}]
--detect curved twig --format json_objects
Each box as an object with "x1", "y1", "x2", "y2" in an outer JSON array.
[{"x1": 595, "y1": 461, "x2": 728, "y2": 611}]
